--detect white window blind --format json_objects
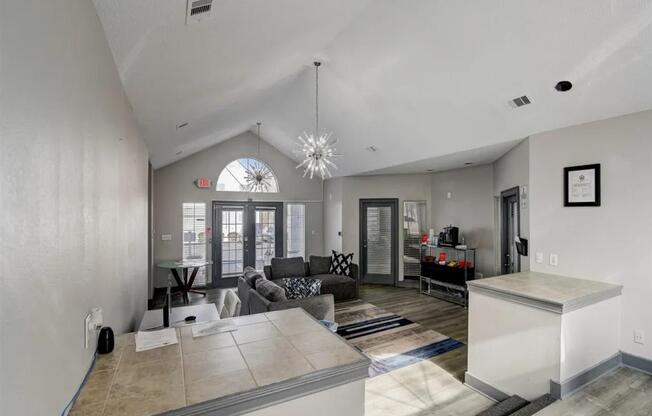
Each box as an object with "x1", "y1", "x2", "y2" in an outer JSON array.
[
  {"x1": 286, "y1": 203, "x2": 305, "y2": 259},
  {"x1": 182, "y1": 203, "x2": 207, "y2": 285}
]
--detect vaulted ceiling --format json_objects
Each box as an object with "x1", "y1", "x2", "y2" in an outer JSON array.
[{"x1": 94, "y1": 0, "x2": 652, "y2": 175}]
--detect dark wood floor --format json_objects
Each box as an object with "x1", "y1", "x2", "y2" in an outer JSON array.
[{"x1": 150, "y1": 283, "x2": 469, "y2": 381}]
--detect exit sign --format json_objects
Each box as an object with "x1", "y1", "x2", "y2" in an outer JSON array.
[{"x1": 195, "y1": 178, "x2": 212, "y2": 189}]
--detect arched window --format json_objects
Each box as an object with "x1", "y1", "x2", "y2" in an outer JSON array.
[{"x1": 216, "y1": 158, "x2": 279, "y2": 192}]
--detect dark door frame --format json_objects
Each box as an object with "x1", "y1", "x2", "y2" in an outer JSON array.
[
  {"x1": 359, "y1": 198, "x2": 399, "y2": 286},
  {"x1": 500, "y1": 187, "x2": 521, "y2": 275},
  {"x1": 212, "y1": 201, "x2": 283, "y2": 288}
]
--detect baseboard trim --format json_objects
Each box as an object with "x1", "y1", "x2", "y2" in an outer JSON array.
[
  {"x1": 622, "y1": 352, "x2": 652, "y2": 375},
  {"x1": 550, "y1": 352, "x2": 621, "y2": 400},
  {"x1": 464, "y1": 372, "x2": 509, "y2": 403}
]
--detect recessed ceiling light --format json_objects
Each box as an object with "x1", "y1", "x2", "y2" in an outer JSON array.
[
  {"x1": 555, "y1": 81, "x2": 573, "y2": 92},
  {"x1": 175, "y1": 150, "x2": 183, "y2": 155},
  {"x1": 176, "y1": 122, "x2": 189, "y2": 130}
]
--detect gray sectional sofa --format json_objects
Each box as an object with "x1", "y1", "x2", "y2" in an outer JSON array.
[
  {"x1": 237, "y1": 265, "x2": 335, "y2": 321},
  {"x1": 263, "y1": 256, "x2": 360, "y2": 302}
]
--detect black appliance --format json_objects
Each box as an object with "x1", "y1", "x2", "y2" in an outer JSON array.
[
  {"x1": 438, "y1": 225, "x2": 459, "y2": 247},
  {"x1": 97, "y1": 327, "x2": 114, "y2": 354}
]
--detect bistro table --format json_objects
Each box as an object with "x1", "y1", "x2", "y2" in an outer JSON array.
[{"x1": 157, "y1": 260, "x2": 212, "y2": 303}]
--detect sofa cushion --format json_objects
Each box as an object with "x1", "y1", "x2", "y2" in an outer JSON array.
[
  {"x1": 283, "y1": 277, "x2": 322, "y2": 300},
  {"x1": 255, "y1": 279, "x2": 287, "y2": 302},
  {"x1": 312, "y1": 274, "x2": 357, "y2": 301},
  {"x1": 243, "y1": 267, "x2": 264, "y2": 287},
  {"x1": 329, "y1": 250, "x2": 354, "y2": 277},
  {"x1": 270, "y1": 257, "x2": 306, "y2": 279},
  {"x1": 309, "y1": 255, "x2": 332, "y2": 275}
]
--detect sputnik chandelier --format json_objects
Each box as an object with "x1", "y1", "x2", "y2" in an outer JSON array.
[
  {"x1": 244, "y1": 122, "x2": 275, "y2": 192},
  {"x1": 296, "y1": 61, "x2": 338, "y2": 179}
]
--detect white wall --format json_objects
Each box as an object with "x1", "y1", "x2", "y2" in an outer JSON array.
[
  {"x1": 431, "y1": 165, "x2": 496, "y2": 277},
  {"x1": 153, "y1": 132, "x2": 324, "y2": 288},
  {"x1": 0, "y1": 0, "x2": 149, "y2": 414},
  {"x1": 335, "y1": 175, "x2": 432, "y2": 281},
  {"x1": 529, "y1": 110, "x2": 652, "y2": 361},
  {"x1": 323, "y1": 178, "x2": 343, "y2": 254},
  {"x1": 493, "y1": 138, "x2": 530, "y2": 272}
]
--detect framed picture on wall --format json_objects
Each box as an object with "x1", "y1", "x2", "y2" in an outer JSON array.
[{"x1": 564, "y1": 164, "x2": 601, "y2": 207}]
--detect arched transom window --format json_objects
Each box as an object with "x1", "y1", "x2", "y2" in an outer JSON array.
[{"x1": 216, "y1": 158, "x2": 279, "y2": 193}]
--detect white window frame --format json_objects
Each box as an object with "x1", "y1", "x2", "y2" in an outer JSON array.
[
  {"x1": 182, "y1": 202, "x2": 207, "y2": 285},
  {"x1": 285, "y1": 203, "x2": 306, "y2": 259}
]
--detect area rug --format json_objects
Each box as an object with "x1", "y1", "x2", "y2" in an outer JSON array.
[{"x1": 335, "y1": 302, "x2": 464, "y2": 377}]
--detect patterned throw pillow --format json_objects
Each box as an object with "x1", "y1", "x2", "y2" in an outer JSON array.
[
  {"x1": 329, "y1": 250, "x2": 353, "y2": 277},
  {"x1": 283, "y1": 278, "x2": 322, "y2": 300}
]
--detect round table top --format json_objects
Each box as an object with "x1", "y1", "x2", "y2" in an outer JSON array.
[{"x1": 157, "y1": 260, "x2": 212, "y2": 269}]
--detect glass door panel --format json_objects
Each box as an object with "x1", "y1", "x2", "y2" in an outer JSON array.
[
  {"x1": 221, "y1": 207, "x2": 244, "y2": 277},
  {"x1": 366, "y1": 206, "x2": 392, "y2": 274},
  {"x1": 255, "y1": 208, "x2": 277, "y2": 271}
]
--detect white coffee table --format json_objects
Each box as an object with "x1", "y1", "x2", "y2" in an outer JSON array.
[{"x1": 139, "y1": 304, "x2": 220, "y2": 331}]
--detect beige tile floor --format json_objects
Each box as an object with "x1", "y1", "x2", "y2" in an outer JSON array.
[{"x1": 365, "y1": 360, "x2": 494, "y2": 416}]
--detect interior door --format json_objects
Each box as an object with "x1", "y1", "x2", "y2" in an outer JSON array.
[
  {"x1": 360, "y1": 199, "x2": 398, "y2": 285},
  {"x1": 212, "y1": 201, "x2": 282, "y2": 287},
  {"x1": 501, "y1": 187, "x2": 520, "y2": 274}
]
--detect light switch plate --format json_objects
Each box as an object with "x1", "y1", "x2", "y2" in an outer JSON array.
[
  {"x1": 550, "y1": 254, "x2": 559, "y2": 266},
  {"x1": 634, "y1": 330, "x2": 645, "y2": 345},
  {"x1": 535, "y1": 252, "x2": 543, "y2": 264}
]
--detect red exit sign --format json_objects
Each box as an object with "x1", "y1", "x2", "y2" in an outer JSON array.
[{"x1": 195, "y1": 178, "x2": 212, "y2": 188}]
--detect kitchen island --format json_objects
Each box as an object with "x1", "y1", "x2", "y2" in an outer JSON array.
[
  {"x1": 465, "y1": 271, "x2": 622, "y2": 401},
  {"x1": 70, "y1": 308, "x2": 369, "y2": 416}
]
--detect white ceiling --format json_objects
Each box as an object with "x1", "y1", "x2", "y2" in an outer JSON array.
[{"x1": 94, "y1": 0, "x2": 652, "y2": 175}]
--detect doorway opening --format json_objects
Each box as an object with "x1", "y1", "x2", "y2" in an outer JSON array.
[{"x1": 500, "y1": 187, "x2": 521, "y2": 275}]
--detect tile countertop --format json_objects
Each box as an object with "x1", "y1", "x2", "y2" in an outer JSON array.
[
  {"x1": 467, "y1": 271, "x2": 623, "y2": 314},
  {"x1": 70, "y1": 308, "x2": 369, "y2": 416}
]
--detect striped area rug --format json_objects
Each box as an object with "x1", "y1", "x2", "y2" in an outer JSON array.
[{"x1": 335, "y1": 302, "x2": 464, "y2": 377}]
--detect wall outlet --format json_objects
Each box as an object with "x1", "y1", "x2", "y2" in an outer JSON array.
[
  {"x1": 535, "y1": 252, "x2": 544, "y2": 264},
  {"x1": 447, "y1": 192, "x2": 452, "y2": 200},
  {"x1": 634, "y1": 329, "x2": 645, "y2": 345},
  {"x1": 549, "y1": 254, "x2": 558, "y2": 266}
]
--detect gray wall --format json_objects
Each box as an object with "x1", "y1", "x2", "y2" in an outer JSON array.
[
  {"x1": 430, "y1": 165, "x2": 496, "y2": 277},
  {"x1": 153, "y1": 132, "x2": 324, "y2": 288},
  {"x1": 323, "y1": 177, "x2": 344, "y2": 254},
  {"x1": 325, "y1": 175, "x2": 432, "y2": 281},
  {"x1": 493, "y1": 138, "x2": 530, "y2": 272},
  {"x1": 0, "y1": 0, "x2": 149, "y2": 413},
  {"x1": 528, "y1": 110, "x2": 652, "y2": 361}
]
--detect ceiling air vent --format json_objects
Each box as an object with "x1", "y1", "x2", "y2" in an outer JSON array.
[
  {"x1": 186, "y1": 0, "x2": 213, "y2": 24},
  {"x1": 509, "y1": 95, "x2": 532, "y2": 108}
]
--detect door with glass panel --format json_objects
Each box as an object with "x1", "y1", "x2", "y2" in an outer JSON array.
[
  {"x1": 360, "y1": 199, "x2": 398, "y2": 286},
  {"x1": 212, "y1": 201, "x2": 283, "y2": 287}
]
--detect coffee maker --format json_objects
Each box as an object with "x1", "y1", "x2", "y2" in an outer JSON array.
[{"x1": 438, "y1": 225, "x2": 459, "y2": 247}]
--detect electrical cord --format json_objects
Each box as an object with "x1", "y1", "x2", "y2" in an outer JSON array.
[{"x1": 60, "y1": 352, "x2": 97, "y2": 416}]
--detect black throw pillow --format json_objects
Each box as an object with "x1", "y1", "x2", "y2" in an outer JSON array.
[{"x1": 329, "y1": 250, "x2": 353, "y2": 277}]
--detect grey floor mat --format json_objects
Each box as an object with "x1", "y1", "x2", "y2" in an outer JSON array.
[
  {"x1": 509, "y1": 394, "x2": 556, "y2": 416},
  {"x1": 476, "y1": 395, "x2": 529, "y2": 416}
]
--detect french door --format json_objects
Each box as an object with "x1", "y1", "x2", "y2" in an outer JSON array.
[
  {"x1": 359, "y1": 199, "x2": 398, "y2": 286},
  {"x1": 212, "y1": 202, "x2": 283, "y2": 287}
]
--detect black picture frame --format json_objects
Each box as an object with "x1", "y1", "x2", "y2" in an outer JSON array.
[{"x1": 563, "y1": 164, "x2": 601, "y2": 207}]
